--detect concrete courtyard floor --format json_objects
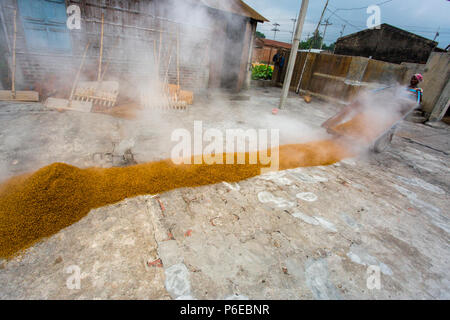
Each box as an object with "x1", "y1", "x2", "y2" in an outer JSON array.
[{"x1": 0, "y1": 87, "x2": 449, "y2": 299}]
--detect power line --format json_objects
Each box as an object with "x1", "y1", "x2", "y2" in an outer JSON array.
[
  {"x1": 258, "y1": 28, "x2": 295, "y2": 33},
  {"x1": 328, "y1": 0, "x2": 394, "y2": 11},
  {"x1": 271, "y1": 22, "x2": 280, "y2": 40},
  {"x1": 325, "y1": 8, "x2": 365, "y2": 30},
  {"x1": 397, "y1": 25, "x2": 450, "y2": 30}
]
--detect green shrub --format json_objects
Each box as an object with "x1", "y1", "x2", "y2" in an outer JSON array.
[{"x1": 252, "y1": 64, "x2": 273, "y2": 80}]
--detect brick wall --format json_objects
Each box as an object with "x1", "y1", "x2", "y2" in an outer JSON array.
[
  {"x1": 252, "y1": 46, "x2": 276, "y2": 64},
  {"x1": 1, "y1": 0, "x2": 211, "y2": 95}
]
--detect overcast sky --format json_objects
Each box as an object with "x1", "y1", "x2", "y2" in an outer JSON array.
[{"x1": 243, "y1": 0, "x2": 450, "y2": 48}]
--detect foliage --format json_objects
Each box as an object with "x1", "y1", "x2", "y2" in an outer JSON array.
[
  {"x1": 256, "y1": 31, "x2": 266, "y2": 39},
  {"x1": 299, "y1": 31, "x2": 335, "y2": 51},
  {"x1": 251, "y1": 64, "x2": 273, "y2": 80}
]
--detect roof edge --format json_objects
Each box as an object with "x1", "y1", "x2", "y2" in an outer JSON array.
[
  {"x1": 238, "y1": 0, "x2": 269, "y2": 22},
  {"x1": 337, "y1": 23, "x2": 438, "y2": 46}
]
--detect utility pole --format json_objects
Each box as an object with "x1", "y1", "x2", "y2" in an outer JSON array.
[
  {"x1": 271, "y1": 22, "x2": 280, "y2": 40},
  {"x1": 290, "y1": 17, "x2": 297, "y2": 43},
  {"x1": 339, "y1": 24, "x2": 346, "y2": 38},
  {"x1": 333, "y1": 24, "x2": 346, "y2": 54},
  {"x1": 295, "y1": 0, "x2": 329, "y2": 94},
  {"x1": 433, "y1": 26, "x2": 440, "y2": 42},
  {"x1": 279, "y1": 0, "x2": 309, "y2": 109},
  {"x1": 319, "y1": 18, "x2": 332, "y2": 50},
  {"x1": 267, "y1": 22, "x2": 280, "y2": 65}
]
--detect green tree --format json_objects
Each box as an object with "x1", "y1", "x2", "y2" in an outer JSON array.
[
  {"x1": 299, "y1": 31, "x2": 323, "y2": 50},
  {"x1": 324, "y1": 42, "x2": 335, "y2": 51},
  {"x1": 299, "y1": 31, "x2": 335, "y2": 51},
  {"x1": 256, "y1": 31, "x2": 266, "y2": 39}
]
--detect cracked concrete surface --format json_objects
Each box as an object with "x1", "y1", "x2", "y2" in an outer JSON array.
[{"x1": 0, "y1": 87, "x2": 449, "y2": 299}]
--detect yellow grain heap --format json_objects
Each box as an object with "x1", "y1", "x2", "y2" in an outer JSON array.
[{"x1": 0, "y1": 138, "x2": 353, "y2": 258}]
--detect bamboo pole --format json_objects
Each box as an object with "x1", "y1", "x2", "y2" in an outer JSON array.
[
  {"x1": 153, "y1": 39, "x2": 157, "y2": 65},
  {"x1": 163, "y1": 41, "x2": 174, "y2": 91},
  {"x1": 176, "y1": 26, "x2": 181, "y2": 101},
  {"x1": 100, "y1": 36, "x2": 120, "y2": 81},
  {"x1": 11, "y1": 9, "x2": 16, "y2": 98},
  {"x1": 97, "y1": 13, "x2": 104, "y2": 82},
  {"x1": 158, "y1": 28, "x2": 163, "y2": 70}
]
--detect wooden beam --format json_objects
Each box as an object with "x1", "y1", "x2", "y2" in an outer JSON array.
[{"x1": 0, "y1": 90, "x2": 39, "y2": 101}]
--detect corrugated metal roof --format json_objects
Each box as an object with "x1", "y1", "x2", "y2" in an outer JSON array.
[{"x1": 199, "y1": 0, "x2": 268, "y2": 22}]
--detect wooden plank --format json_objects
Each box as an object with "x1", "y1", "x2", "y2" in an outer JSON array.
[
  {"x1": 11, "y1": 9, "x2": 16, "y2": 95},
  {"x1": 45, "y1": 97, "x2": 92, "y2": 113},
  {"x1": 98, "y1": 13, "x2": 104, "y2": 81},
  {"x1": 0, "y1": 90, "x2": 39, "y2": 101}
]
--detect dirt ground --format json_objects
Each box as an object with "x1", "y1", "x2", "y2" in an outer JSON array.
[{"x1": 0, "y1": 87, "x2": 449, "y2": 299}]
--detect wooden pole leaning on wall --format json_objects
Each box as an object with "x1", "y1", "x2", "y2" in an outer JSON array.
[
  {"x1": 163, "y1": 41, "x2": 174, "y2": 90},
  {"x1": 45, "y1": 42, "x2": 91, "y2": 112},
  {"x1": 11, "y1": 9, "x2": 16, "y2": 98},
  {"x1": 153, "y1": 39, "x2": 157, "y2": 66},
  {"x1": 97, "y1": 13, "x2": 104, "y2": 82},
  {"x1": 176, "y1": 25, "x2": 180, "y2": 101},
  {"x1": 0, "y1": 9, "x2": 38, "y2": 102},
  {"x1": 101, "y1": 36, "x2": 120, "y2": 82},
  {"x1": 158, "y1": 28, "x2": 163, "y2": 72}
]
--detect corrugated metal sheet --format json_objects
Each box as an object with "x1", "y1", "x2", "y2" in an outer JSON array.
[{"x1": 199, "y1": 0, "x2": 268, "y2": 22}]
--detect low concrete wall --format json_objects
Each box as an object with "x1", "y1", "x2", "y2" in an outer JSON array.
[
  {"x1": 274, "y1": 49, "x2": 407, "y2": 102},
  {"x1": 273, "y1": 49, "x2": 449, "y2": 120},
  {"x1": 429, "y1": 80, "x2": 450, "y2": 121},
  {"x1": 400, "y1": 62, "x2": 427, "y2": 84}
]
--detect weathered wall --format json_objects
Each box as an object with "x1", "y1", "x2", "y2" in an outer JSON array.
[
  {"x1": 421, "y1": 52, "x2": 450, "y2": 116},
  {"x1": 220, "y1": 12, "x2": 247, "y2": 89},
  {"x1": 400, "y1": 62, "x2": 427, "y2": 84},
  {"x1": 0, "y1": 10, "x2": 9, "y2": 90},
  {"x1": 362, "y1": 59, "x2": 407, "y2": 84},
  {"x1": 236, "y1": 19, "x2": 254, "y2": 92},
  {"x1": 334, "y1": 24, "x2": 437, "y2": 65},
  {"x1": 1, "y1": 0, "x2": 256, "y2": 95},
  {"x1": 1, "y1": 0, "x2": 211, "y2": 92},
  {"x1": 429, "y1": 79, "x2": 450, "y2": 122}
]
